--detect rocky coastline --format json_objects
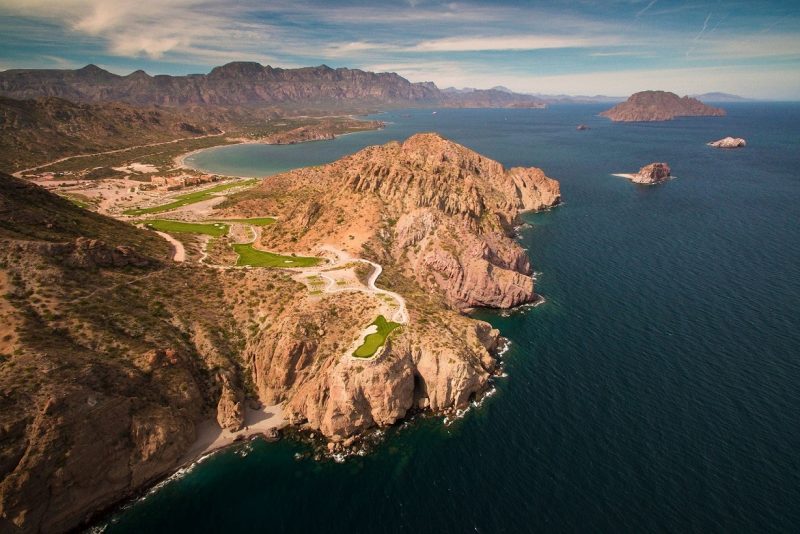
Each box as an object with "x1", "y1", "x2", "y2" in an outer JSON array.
[{"x1": 0, "y1": 134, "x2": 560, "y2": 532}]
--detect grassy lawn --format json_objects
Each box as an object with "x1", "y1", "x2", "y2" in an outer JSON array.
[
  {"x1": 214, "y1": 217, "x2": 276, "y2": 226},
  {"x1": 232, "y1": 243, "x2": 321, "y2": 267},
  {"x1": 143, "y1": 220, "x2": 229, "y2": 237},
  {"x1": 123, "y1": 179, "x2": 258, "y2": 215},
  {"x1": 353, "y1": 315, "x2": 401, "y2": 358}
]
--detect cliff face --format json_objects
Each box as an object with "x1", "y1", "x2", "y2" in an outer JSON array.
[
  {"x1": 600, "y1": 90, "x2": 725, "y2": 122},
  {"x1": 0, "y1": 63, "x2": 545, "y2": 110}
]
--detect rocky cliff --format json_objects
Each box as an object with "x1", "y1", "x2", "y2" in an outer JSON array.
[
  {"x1": 600, "y1": 90, "x2": 725, "y2": 122},
  {"x1": 0, "y1": 63, "x2": 545, "y2": 111}
]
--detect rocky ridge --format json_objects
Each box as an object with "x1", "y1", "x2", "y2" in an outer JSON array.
[
  {"x1": 0, "y1": 63, "x2": 546, "y2": 111},
  {"x1": 600, "y1": 90, "x2": 726, "y2": 122}
]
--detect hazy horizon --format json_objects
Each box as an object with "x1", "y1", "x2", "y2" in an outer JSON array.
[{"x1": 1, "y1": 0, "x2": 798, "y2": 99}]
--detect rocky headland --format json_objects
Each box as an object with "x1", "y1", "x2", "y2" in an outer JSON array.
[
  {"x1": 707, "y1": 137, "x2": 746, "y2": 148},
  {"x1": 600, "y1": 91, "x2": 726, "y2": 122},
  {"x1": 0, "y1": 133, "x2": 560, "y2": 532}
]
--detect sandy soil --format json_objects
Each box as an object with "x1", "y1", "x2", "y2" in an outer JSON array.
[
  {"x1": 181, "y1": 404, "x2": 287, "y2": 464},
  {"x1": 113, "y1": 162, "x2": 158, "y2": 174}
]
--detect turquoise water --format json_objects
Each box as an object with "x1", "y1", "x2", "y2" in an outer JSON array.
[{"x1": 99, "y1": 105, "x2": 800, "y2": 532}]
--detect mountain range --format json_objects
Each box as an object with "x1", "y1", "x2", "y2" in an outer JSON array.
[{"x1": 0, "y1": 63, "x2": 546, "y2": 110}]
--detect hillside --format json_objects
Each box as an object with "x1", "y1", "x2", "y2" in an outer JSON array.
[
  {"x1": 600, "y1": 90, "x2": 726, "y2": 121},
  {"x1": 0, "y1": 134, "x2": 559, "y2": 532},
  {"x1": 0, "y1": 96, "x2": 221, "y2": 172},
  {"x1": 0, "y1": 63, "x2": 545, "y2": 111}
]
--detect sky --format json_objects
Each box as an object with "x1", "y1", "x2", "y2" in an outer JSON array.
[{"x1": 0, "y1": 0, "x2": 798, "y2": 99}]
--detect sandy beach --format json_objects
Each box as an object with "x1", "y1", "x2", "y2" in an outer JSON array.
[{"x1": 180, "y1": 404, "x2": 287, "y2": 464}]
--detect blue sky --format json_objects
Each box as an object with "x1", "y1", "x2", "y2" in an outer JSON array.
[{"x1": 0, "y1": 0, "x2": 798, "y2": 98}]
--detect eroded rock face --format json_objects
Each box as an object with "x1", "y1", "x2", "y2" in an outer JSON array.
[
  {"x1": 708, "y1": 137, "x2": 746, "y2": 148},
  {"x1": 248, "y1": 295, "x2": 500, "y2": 440},
  {"x1": 630, "y1": 162, "x2": 672, "y2": 185}
]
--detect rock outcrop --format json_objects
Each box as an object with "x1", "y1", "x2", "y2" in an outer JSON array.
[
  {"x1": 628, "y1": 162, "x2": 672, "y2": 184},
  {"x1": 600, "y1": 91, "x2": 725, "y2": 122},
  {"x1": 707, "y1": 136, "x2": 746, "y2": 148}
]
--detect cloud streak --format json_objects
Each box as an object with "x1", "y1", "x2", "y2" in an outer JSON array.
[{"x1": 0, "y1": 0, "x2": 798, "y2": 98}]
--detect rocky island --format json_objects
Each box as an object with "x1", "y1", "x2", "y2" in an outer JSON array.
[
  {"x1": 600, "y1": 90, "x2": 725, "y2": 122},
  {"x1": 615, "y1": 162, "x2": 672, "y2": 184},
  {"x1": 0, "y1": 133, "x2": 560, "y2": 532},
  {"x1": 707, "y1": 137, "x2": 746, "y2": 148}
]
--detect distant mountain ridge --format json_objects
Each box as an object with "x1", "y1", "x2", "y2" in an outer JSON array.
[{"x1": 0, "y1": 62, "x2": 545, "y2": 110}]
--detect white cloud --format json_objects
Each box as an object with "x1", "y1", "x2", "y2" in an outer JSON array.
[{"x1": 410, "y1": 35, "x2": 619, "y2": 52}]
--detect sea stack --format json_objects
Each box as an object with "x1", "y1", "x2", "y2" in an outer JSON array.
[
  {"x1": 707, "y1": 137, "x2": 746, "y2": 148},
  {"x1": 628, "y1": 162, "x2": 672, "y2": 184}
]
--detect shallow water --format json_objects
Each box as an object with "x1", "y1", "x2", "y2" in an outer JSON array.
[{"x1": 99, "y1": 104, "x2": 800, "y2": 533}]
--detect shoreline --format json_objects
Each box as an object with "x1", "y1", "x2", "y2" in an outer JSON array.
[
  {"x1": 174, "y1": 123, "x2": 385, "y2": 174},
  {"x1": 181, "y1": 404, "x2": 287, "y2": 465}
]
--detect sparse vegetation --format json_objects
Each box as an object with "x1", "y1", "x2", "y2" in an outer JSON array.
[{"x1": 123, "y1": 179, "x2": 258, "y2": 215}]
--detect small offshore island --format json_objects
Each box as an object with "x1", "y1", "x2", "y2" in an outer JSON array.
[
  {"x1": 601, "y1": 90, "x2": 726, "y2": 122},
  {"x1": 614, "y1": 162, "x2": 672, "y2": 185}
]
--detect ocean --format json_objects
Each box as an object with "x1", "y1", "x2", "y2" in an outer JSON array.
[{"x1": 97, "y1": 104, "x2": 800, "y2": 533}]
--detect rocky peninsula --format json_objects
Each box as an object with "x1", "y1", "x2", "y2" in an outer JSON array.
[
  {"x1": 600, "y1": 91, "x2": 725, "y2": 122},
  {"x1": 0, "y1": 133, "x2": 560, "y2": 532}
]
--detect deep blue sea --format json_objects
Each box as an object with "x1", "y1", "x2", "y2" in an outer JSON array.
[{"x1": 99, "y1": 104, "x2": 800, "y2": 533}]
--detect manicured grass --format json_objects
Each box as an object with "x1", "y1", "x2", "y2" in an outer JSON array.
[
  {"x1": 232, "y1": 243, "x2": 322, "y2": 267},
  {"x1": 143, "y1": 220, "x2": 229, "y2": 237},
  {"x1": 123, "y1": 179, "x2": 258, "y2": 215},
  {"x1": 353, "y1": 315, "x2": 401, "y2": 358},
  {"x1": 216, "y1": 217, "x2": 276, "y2": 226}
]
